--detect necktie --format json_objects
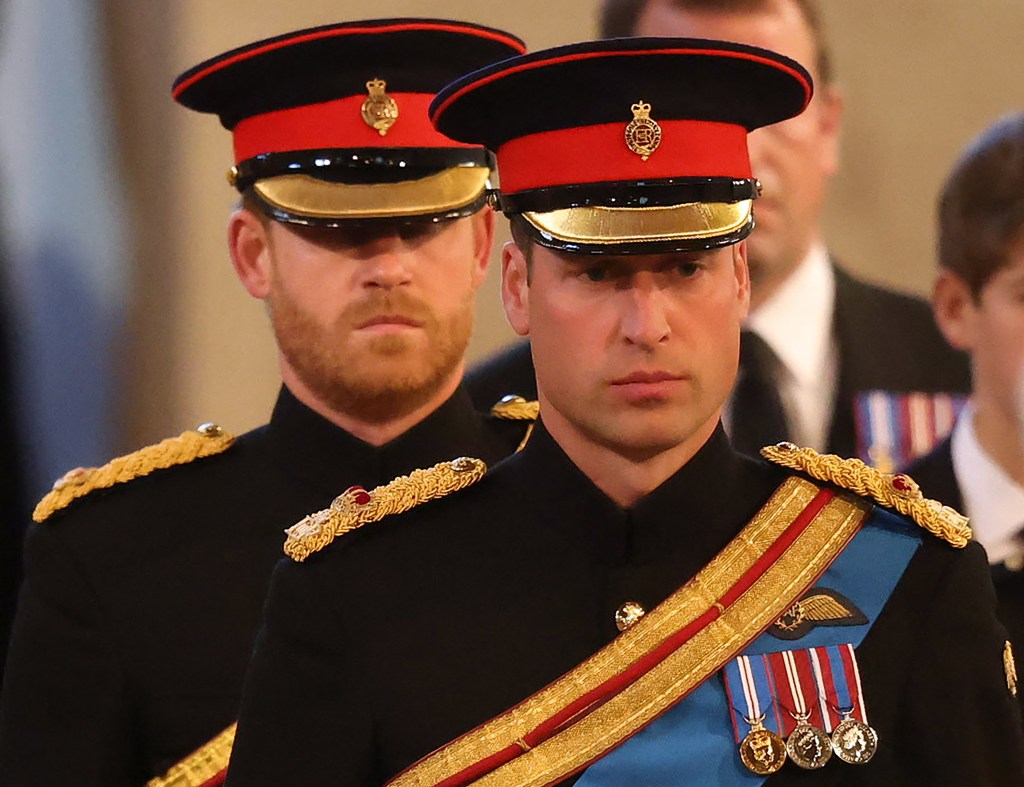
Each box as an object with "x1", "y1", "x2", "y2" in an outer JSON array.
[{"x1": 729, "y1": 330, "x2": 791, "y2": 456}]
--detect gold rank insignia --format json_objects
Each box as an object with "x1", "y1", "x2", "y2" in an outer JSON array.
[
  {"x1": 33, "y1": 423, "x2": 235, "y2": 522},
  {"x1": 284, "y1": 457, "x2": 487, "y2": 562},
  {"x1": 760, "y1": 442, "x2": 972, "y2": 548},
  {"x1": 361, "y1": 78, "x2": 399, "y2": 136},
  {"x1": 624, "y1": 100, "x2": 661, "y2": 161},
  {"x1": 769, "y1": 587, "x2": 867, "y2": 641}
]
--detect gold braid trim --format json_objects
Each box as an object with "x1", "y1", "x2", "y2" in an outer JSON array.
[
  {"x1": 145, "y1": 723, "x2": 235, "y2": 787},
  {"x1": 491, "y1": 395, "x2": 539, "y2": 452},
  {"x1": 284, "y1": 457, "x2": 487, "y2": 562},
  {"x1": 760, "y1": 442, "x2": 972, "y2": 548},
  {"x1": 33, "y1": 423, "x2": 235, "y2": 523},
  {"x1": 490, "y1": 395, "x2": 540, "y2": 421}
]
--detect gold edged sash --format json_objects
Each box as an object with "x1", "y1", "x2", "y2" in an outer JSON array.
[
  {"x1": 145, "y1": 723, "x2": 235, "y2": 787},
  {"x1": 390, "y1": 477, "x2": 871, "y2": 787}
]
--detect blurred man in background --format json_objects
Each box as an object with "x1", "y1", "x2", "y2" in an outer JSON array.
[
  {"x1": 906, "y1": 112, "x2": 1024, "y2": 708},
  {"x1": 467, "y1": 0, "x2": 971, "y2": 469},
  {"x1": 0, "y1": 19, "x2": 528, "y2": 787}
]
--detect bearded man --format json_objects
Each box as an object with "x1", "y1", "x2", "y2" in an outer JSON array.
[{"x1": 0, "y1": 19, "x2": 529, "y2": 787}]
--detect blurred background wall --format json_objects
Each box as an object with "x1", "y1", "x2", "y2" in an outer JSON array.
[{"x1": 2, "y1": 0, "x2": 1023, "y2": 497}]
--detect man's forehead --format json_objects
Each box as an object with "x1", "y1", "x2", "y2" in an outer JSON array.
[
  {"x1": 540, "y1": 243, "x2": 732, "y2": 268},
  {"x1": 635, "y1": 0, "x2": 819, "y2": 79}
]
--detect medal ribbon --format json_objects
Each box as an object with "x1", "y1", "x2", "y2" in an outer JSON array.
[
  {"x1": 809, "y1": 644, "x2": 867, "y2": 731},
  {"x1": 723, "y1": 655, "x2": 783, "y2": 742},
  {"x1": 765, "y1": 649, "x2": 826, "y2": 737}
]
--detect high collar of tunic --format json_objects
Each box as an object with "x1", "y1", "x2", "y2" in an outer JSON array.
[
  {"x1": 504, "y1": 419, "x2": 780, "y2": 572},
  {"x1": 265, "y1": 384, "x2": 503, "y2": 496}
]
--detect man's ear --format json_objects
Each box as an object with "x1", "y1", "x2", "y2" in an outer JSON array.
[
  {"x1": 227, "y1": 209, "x2": 274, "y2": 299},
  {"x1": 501, "y1": 240, "x2": 531, "y2": 337},
  {"x1": 468, "y1": 207, "x2": 496, "y2": 290},
  {"x1": 932, "y1": 269, "x2": 978, "y2": 351}
]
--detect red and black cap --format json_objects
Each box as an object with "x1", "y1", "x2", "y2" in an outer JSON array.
[
  {"x1": 430, "y1": 37, "x2": 812, "y2": 254},
  {"x1": 173, "y1": 19, "x2": 525, "y2": 226}
]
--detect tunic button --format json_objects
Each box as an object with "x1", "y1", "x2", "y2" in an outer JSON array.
[{"x1": 615, "y1": 601, "x2": 646, "y2": 632}]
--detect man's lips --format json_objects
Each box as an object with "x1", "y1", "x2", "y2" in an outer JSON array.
[
  {"x1": 610, "y1": 370, "x2": 685, "y2": 385},
  {"x1": 356, "y1": 314, "x2": 424, "y2": 330}
]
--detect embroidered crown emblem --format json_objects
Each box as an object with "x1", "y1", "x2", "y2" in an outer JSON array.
[
  {"x1": 361, "y1": 77, "x2": 399, "y2": 136},
  {"x1": 624, "y1": 100, "x2": 662, "y2": 161}
]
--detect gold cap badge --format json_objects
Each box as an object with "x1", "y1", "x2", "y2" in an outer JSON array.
[
  {"x1": 361, "y1": 78, "x2": 399, "y2": 136},
  {"x1": 624, "y1": 100, "x2": 662, "y2": 161}
]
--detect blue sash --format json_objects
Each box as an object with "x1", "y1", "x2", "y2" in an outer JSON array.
[{"x1": 576, "y1": 507, "x2": 920, "y2": 786}]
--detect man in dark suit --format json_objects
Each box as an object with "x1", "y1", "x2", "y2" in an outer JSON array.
[
  {"x1": 466, "y1": 0, "x2": 971, "y2": 468},
  {"x1": 0, "y1": 20, "x2": 530, "y2": 787},
  {"x1": 906, "y1": 112, "x2": 1024, "y2": 707},
  {"x1": 227, "y1": 37, "x2": 1023, "y2": 786}
]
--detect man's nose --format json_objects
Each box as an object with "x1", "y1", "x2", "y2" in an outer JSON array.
[{"x1": 621, "y1": 282, "x2": 670, "y2": 348}]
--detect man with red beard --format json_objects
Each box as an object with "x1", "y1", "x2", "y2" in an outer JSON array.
[{"x1": 0, "y1": 20, "x2": 529, "y2": 787}]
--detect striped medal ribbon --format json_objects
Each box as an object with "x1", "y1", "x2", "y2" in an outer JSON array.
[
  {"x1": 765, "y1": 649, "x2": 832, "y2": 769},
  {"x1": 809, "y1": 644, "x2": 879, "y2": 764},
  {"x1": 723, "y1": 655, "x2": 787, "y2": 775}
]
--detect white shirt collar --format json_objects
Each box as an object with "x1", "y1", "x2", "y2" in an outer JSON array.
[
  {"x1": 951, "y1": 403, "x2": 1024, "y2": 564},
  {"x1": 747, "y1": 243, "x2": 834, "y2": 389}
]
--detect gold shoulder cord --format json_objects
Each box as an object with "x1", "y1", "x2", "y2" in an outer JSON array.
[
  {"x1": 33, "y1": 423, "x2": 235, "y2": 523},
  {"x1": 284, "y1": 457, "x2": 487, "y2": 562},
  {"x1": 760, "y1": 442, "x2": 971, "y2": 548},
  {"x1": 490, "y1": 395, "x2": 539, "y2": 453}
]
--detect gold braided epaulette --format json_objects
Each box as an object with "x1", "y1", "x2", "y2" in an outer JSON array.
[
  {"x1": 490, "y1": 394, "x2": 539, "y2": 421},
  {"x1": 145, "y1": 723, "x2": 235, "y2": 787},
  {"x1": 284, "y1": 456, "x2": 487, "y2": 562},
  {"x1": 760, "y1": 442, "x2": 972, "y2": 548},
  {"x1": 32, "y1": 423, "x2": 235, "y2": 523}
]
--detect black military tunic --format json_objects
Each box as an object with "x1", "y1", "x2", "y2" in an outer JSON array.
[
  {"x1": 906, "y1": 438, "x2": 1024, "y2": 718},
  {"x1": 0, "y1": 385, "x2": 526, "y2": 786},
  {"x1": 227, "y1": 421, "x2": 1023, "y2": 786}
]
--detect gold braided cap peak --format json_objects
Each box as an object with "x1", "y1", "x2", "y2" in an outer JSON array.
[
  {"x1": 490, "y1": 395, "x2": 540, "y2": 421},
  {"x1": 32, "y1": 423, "x2": 235, "y2": 523},
  {"x1": 284, "y1": 456, "x2": 487, "y2": 562},
  {"x1": 760, "y1": 442, "x2": 972, "y2": 548}
]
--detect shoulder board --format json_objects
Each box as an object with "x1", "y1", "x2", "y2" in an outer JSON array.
[
  {"x1": 33, "y1": 423, "x2": 235, "y2": 523},
  {"x1": 284, "y1": 456, "x2": 487, "y2": 562},
  {"x1": 760, "y1": 441, "x2": 971, "y2": 548},
  {"x1": 490, "y1": 395, "x2": 539, "y2": 421}
]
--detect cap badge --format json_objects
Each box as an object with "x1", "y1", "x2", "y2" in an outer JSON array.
[
  {"x1": 625, "y1": 100, "x2": 661, "y2": 161},
  {"x1": 361, "y1": 78, "x2": 399, "y2": 136}
]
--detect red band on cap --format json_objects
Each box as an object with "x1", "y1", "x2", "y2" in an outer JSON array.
[
  {"x1": 232, "y1": 93, "x2": 475, "y2": 163},
  {"x1": 496, "y1": 120, "x2": 751, "y2": 193}
]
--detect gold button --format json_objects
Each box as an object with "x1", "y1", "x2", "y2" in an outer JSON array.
[{"x1": 615, "y1": 601, "x2": 646, "y2": 632}]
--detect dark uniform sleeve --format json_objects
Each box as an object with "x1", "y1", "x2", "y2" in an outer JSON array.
[
  {"x1": 226, "y1": 557, "x2": 376, "y2": 786},
  {"x1": 891, "y1": 541, "x2": 1024, "y2": 784},
  {"x1": 0, "y1": 524, "x2": 139, "y2": 786}
]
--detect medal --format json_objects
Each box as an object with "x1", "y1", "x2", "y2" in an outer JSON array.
[
  {"x1": 831, "y1": 712, "x2": 878, "y2": 764},
  {"x1": 724, "y1": 655, "x2": 788, "y2": 774},
  {"x1": 785, "y1": 712, "x2": 832, "y2": 770},
  {"x1": 739, "y1": 715, "x2": 788, "y2": 775},
  {"x1": 808, "y1": 644, "x2": 878, "y2": 765}
]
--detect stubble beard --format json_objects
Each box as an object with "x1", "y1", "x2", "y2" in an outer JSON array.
[{"x1": 268, "y1": 284, "x2": 474, "y2": 425}]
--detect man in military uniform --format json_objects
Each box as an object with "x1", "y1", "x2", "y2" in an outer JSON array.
[
  {"x1": 466, "y1": 0, "x2": 972, "y2": 469},
  {"x1": 227, "y1": 38, "x2": 1024, "y2": 785},
  {"x1": 0, "y1": 20, "x2": 529, "y2": 787},
  {"x1": 906, "y1": 112, "x2": 1024, "y2": 710}
]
